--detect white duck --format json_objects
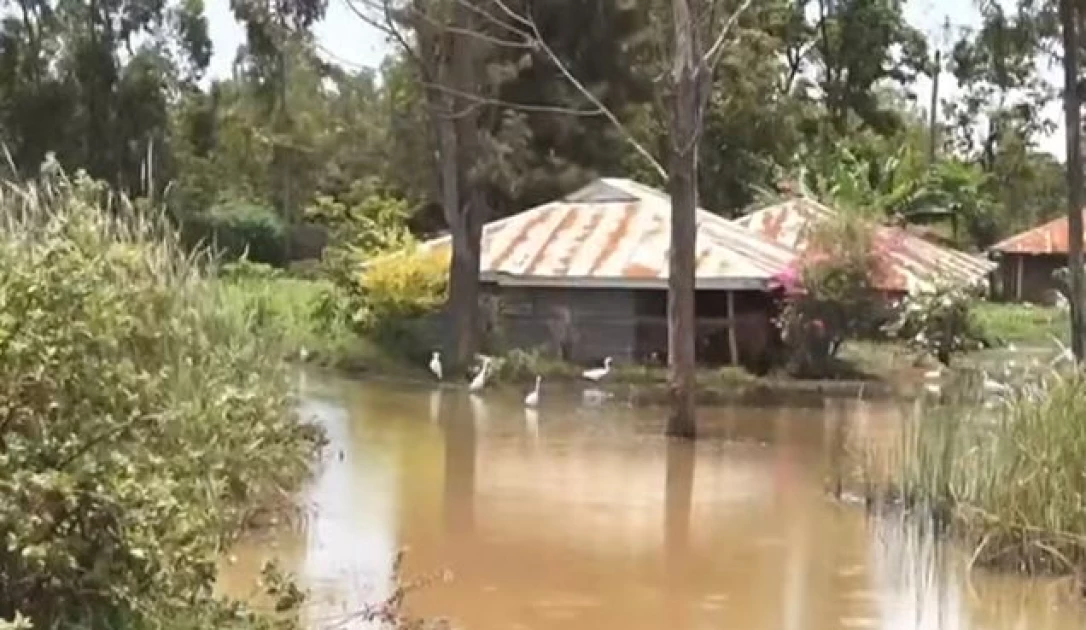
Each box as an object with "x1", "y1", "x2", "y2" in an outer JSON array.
[
  {"x1": 429, "y1": 351, "x2": 443, "y2": 381},
  {"x1": 583, "y1": 357, "x2": 613, "y2": 382},
  {"x1": 469, "y1": 357, "x2": 492, "y2": 393},
  {"x1": 524, "y1": 376, "x2": 541, "y2": 407}
]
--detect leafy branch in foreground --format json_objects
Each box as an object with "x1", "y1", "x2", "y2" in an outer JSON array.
[{"x1": 0, "y1": 163, "x2": 322, "y2": 628}]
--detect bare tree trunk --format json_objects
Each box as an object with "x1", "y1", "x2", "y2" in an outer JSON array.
[
  {"x1": 666, "y1": 0, "x2": 703, "y2": 440},
  {"x1": 1060, "y1": 0, "x2": 1086, "y2": 361}
]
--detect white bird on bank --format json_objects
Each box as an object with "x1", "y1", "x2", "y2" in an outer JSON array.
[
  {"x1": 923, "y1": 366, "x2": 943, "y2": 381},
  {"x1": 982, "y1": 371, "x2": 1010, "y2": 396},
  {"x1": 583, "y1": 357, "x2": 613, "y2": 382},
  {"x1": 524, "y1": 375, "x2": 541, "y2": 407},
  {"x1": 469, "y1": 357, "x2": 492, "y2": 393},
  {"x1": 429, "y1": 351, "x2": 443, "y2": 381}
]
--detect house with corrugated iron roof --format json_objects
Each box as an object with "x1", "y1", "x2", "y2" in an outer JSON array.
[
  {"x1": 989, "y1": 213, "x2": 1081, "y2": 303},
  {"x1": 735, "y1": 197, "x2": 995, "y2": 297},
  {"x1": 418, "y1": 178, "x2": 798, "y2": 370}
]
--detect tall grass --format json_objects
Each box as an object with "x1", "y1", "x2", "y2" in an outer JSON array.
[
  {"x1": 0, "y1": 169, "x2": 321, "y2": 627},
  {"x1": 882, "y1": 368, "x2": 1086, "y2": 573}
]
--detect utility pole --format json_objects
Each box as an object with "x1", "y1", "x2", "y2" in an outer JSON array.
[
  {"x1": 1059, "y1": 0, "x2": 1086, "y2": 361},
  {"x1": 927, "y1": 49, "x2": 941, "y2": 165}
]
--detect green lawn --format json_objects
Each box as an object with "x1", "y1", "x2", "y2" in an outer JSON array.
[{"x1": 973, "y1": 301, "x2": 1069, "y2": 346}]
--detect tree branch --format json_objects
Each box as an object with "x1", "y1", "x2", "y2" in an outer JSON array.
[
  {"x1": 702, "y1": 0, "x2": 756, "y2": 70},
  {"x1": 423, "y1": 81, "x2": 605, "y2": 116},
  {"x1": 488, "y1": 0, "x2": 667, "y2": 179}
]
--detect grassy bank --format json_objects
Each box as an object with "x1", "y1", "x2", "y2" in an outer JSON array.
[
  {"x1": 216, "y1": 269, "x2": 415, "y2": 374},
  {"x1": 973, "y1": 301, "x2": 1069, "y2": 345},
  {"x1": 215, "y1": 276, "x2": 926, "y2": 400},
  {"x1": 870, "y1": 368, "x2": 1086, "y2": 575},
  {"x1": 0, "y1": 175, "x2": 321, "y2": 628}
]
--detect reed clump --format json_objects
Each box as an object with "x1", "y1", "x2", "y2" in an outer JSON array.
[{"x1": 877, "y1": 367, "x2": 1086, "y2": 574}]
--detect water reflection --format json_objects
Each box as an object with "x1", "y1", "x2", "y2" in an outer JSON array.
[{"x1": 219, "y1": 375, "x2": 1086, "y2": 630}]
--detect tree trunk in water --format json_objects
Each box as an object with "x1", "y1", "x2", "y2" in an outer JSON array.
[
  {"x1": 1060, "y1": 0, "x2": 1086, "y2": 361},
  {"x1": 666, "y1": 0, "x2": 701, "y2": 439},
  {"x1": 447, "y1": 191, "x2": 484, "y2": 369}
]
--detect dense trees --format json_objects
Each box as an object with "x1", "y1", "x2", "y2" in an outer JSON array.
[{"x1": 0, "y1": 0, "x2": 1079, "y2": 369}]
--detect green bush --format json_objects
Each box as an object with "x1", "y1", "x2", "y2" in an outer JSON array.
[
  {"x1": 184, "y1": 200, "x2": 287, "y2": 266},
  {"x1": 886, "y1": 283, "x2": 987, "y2": 365},
  {"x1": 0, "y1": 170, "x2": 320, "y2": 627}
]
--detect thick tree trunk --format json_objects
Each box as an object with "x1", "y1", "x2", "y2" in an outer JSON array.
[
  {"x1": 1060, "y1": 0, "x2": 1086, "y2": 361},
  {"x1": 446, "y1": 190, "x2": 485, "y2": 369},
  {"x1": 666, "y1": 0, "x2": 701, "y2": 440},
  {"x1": 428, "y1": 0, "x2": 486, "y2": 371}
]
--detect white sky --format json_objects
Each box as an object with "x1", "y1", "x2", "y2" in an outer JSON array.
[{"x1": 204, "y1": 0, "x2": 1066, "y2": 158}]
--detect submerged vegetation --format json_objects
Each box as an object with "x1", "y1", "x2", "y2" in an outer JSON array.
[{"x1": 0, "y1": 169, "x2": 322, "y2": 627}]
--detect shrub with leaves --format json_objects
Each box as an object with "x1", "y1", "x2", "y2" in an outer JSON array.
[
  {"x1": 317, "y1": 247, "x2": 449, "y2": 357},
  {"x1": 0, "y1": 167, "x2": 321, "y2": 627},
  {"x1": 307, "y1": 182, "x2": 448, "y2": 356},
  {"x1": 885, "y1": 283, "x2": 987, "y2": 365},
  {"x1": 774, "y1": 212, "x2": 888, "y2": 375},
  {"x1": 182, "y1": 199, "x2": 288, "y2": 266}
]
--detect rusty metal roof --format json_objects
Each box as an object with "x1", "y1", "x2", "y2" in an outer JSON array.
[
  {"x1": 735, "y1": 197, "x2": 995, "y2": 294},
  {"x1": 990, "y1": 212, "x2": 1084, "y2": 255},
  {"x1": 419, "y1": 178, "x2": 798, "y2": 290}
]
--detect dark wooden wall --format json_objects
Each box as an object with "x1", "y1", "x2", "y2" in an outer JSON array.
[
  {"x1": 484, "y1": 284, "x2": 779, "y2": 370},
  {"x1": 992, "y1": 254, "x2": 1065, "y2": 304}
]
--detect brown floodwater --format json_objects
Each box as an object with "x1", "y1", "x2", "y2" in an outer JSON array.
[{"x1": 219, "y1": 371, "x2": 1086, "y2": 629}]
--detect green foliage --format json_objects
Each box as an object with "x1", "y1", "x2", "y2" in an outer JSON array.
[
  {"x1": 0, "y1": 171, "x2": 320, "y2": 627},
  {"x1": 776, "y1": 212, "x2": 889, "y2": 376},
  {"x1": 973, "y1": 301, "x2": 1069, "y2": 345},
  {"x1": 305, "y1": 179, "x2": 413, "y2": 259},
  {"x1": 319, "y1": 248, "x2": 449, "y2": 356},
  {"x1": 886, "y1": 284, "x2": 987, "y2": 365},
  {"x1": 184, "y1": 200, "x2": 288, "y2": 265}
]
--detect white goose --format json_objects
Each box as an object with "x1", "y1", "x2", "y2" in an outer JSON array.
[
  {"x1": 429, "y1": 351, "x2": 443, "y2": 381},
  {"x1": 524, "y1": 376, "x2": 541, "y2": 407},
  {"x1": 469, "y1": 357, "x2": 492, "y2": 393},
  {"x1": 583, "y1": 357, "x2": 613, "y2": 382}
]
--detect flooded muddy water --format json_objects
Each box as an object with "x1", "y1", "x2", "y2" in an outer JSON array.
[{"x1": 218, "y1": 372, "x2": 1086, "y2": 629}]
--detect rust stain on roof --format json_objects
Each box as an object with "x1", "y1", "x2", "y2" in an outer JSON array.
[
  {"x1": 586, "y1": 203, "x2": 637, "y2": 277},
  {"x1": 624, "y1": 262, "x2": 658, "y2": 278},
  {"x1": 522, "y1": 204, "x2": 577, "y2": 275},
  {"x1": 736, "y1": 197, "x2": 995, "y2": 294},
  {"x1": 991, "y1": 211, "x2": 1086, "y2": 255},
  {"x1": 413, "y1": 178, "x2": 799, "y2": 289},
  {"x1": 489, "y1": 204, "x2": 553, "y2": 269}
]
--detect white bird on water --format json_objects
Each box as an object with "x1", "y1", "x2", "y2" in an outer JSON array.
[
  {"x1": 429, "y1": 351, "x2": 443, "y2": 381},
  {"x1": 583, "y1": 357, "x2": 613, "y2": 382},
  {"x1": 524, "y1": 376, "x2": 541, "y2": 407},
  {"x1": 469, "y1": 357, "x2": 492, "y2": 393}
]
